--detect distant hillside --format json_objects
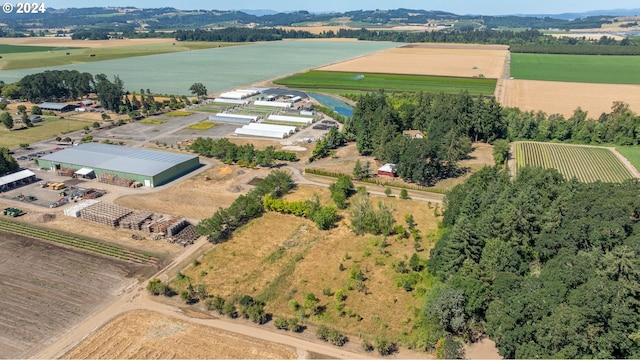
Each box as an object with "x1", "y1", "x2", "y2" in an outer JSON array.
[{"x1": 0, "y1": 7, "x2": 638, "y2": 33}]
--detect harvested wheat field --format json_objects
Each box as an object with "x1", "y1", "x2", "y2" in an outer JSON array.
[
  {"x1": 319, "y1": 43, "x2": 509, "y2": 78},
  {"x1": 62, "y1": 310, "x2": 297, "y2": 359},
  {"x1": 0, "y1": 37, "x2": 174, "y2": 48},
  {"x1": 115, "y1": 164, "x2": 270, "y2": 221},
  {"x1": 502, "y1": 79, "x2": 640, "y2": 118}
]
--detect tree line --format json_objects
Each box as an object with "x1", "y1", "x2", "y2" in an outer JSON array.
[
  {"x1": 425, "y1": 166, "x2": 640, "y2": 358},
  {"x1": 174, "y1": 28, "x2": 315, "y2": 42},
  {"x1": 344, "y1": 91, "x2": 640, "y2": 186},
  {"x1": 187, "y1": 137, "x2": 297, "y2": 167}
]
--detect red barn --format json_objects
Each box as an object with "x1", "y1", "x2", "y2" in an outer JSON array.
[{"x1": 377, "y1": 163, "x2": 397, "y2": 177}]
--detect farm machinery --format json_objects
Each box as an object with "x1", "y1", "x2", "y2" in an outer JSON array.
[{"x1": 3, "y1": 207, "x2": 24, "y2": 217}]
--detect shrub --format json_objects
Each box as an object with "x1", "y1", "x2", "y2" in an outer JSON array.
[
  {"x1": 146, "y1": 278, "x2": 170, "y2": 296},
  {"x1": 205, "y1": 296, "x2": 225, "y2": 313},
  {"x1": 274, "y1": 317, "x2": 289, "y2": 330}
]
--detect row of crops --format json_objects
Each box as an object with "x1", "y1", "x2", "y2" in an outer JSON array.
[
  {"x1": 0, "y1": 219, "x2": 159, "y2": 265},
  {"x1": 515, "y1": 142, "x2": 635, "y2": 183}
]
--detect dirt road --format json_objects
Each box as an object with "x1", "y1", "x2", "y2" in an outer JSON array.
[{"x1": 30, "y1": 236, "x2": 372, "y2": 359}]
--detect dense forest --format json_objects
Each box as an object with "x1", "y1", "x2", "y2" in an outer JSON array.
[
  {"x1": 426, "y1": 166, "x2": 640, "y2": 358},
  {"x1": 345, "y1": 91, "x2": 640, "y2": 186}
]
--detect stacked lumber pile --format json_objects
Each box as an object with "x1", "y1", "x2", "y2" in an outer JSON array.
[
  {"x1": 57, "y1": 168, "x2": 76, "y2": 177},
  {"x1": 174, "y1": 224, "x2": 200, "y2": 244},
  {"x1": 78, "y1": 202, "x2": 133, "y2": 227},
  {"x1": 98, "y1": 173, "x2": 134, "y2": 187},
  {"x1": 119, "y1": 211, "x2": 154, "y2": 231}
]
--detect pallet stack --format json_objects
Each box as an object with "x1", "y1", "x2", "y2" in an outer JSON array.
[
  {"x1": 166, "y1": 218, "x2": 189, "y2": 237},
  {"x1": 57, "y1": 168, "x2": 76, "y2": 177},
  {"x1": 97, "y1": 174, "x2": 134, "y2": 188},
  {"x1": 146, "y1": 216, "x2": 182, "y2": 234},
  {"x1": 174, "y1": 224, "x2": 200, "y2": 244},
  {"x1": 119, "y1": 211, "x2": 154, "y2": 231},
  {"x1": 78, "y1": 202, "x2": 133, "y2": 227}
]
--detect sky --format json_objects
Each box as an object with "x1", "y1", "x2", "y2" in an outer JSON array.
[{"x1": 43, "y1": 0, "x2": 640, "y2": 16}]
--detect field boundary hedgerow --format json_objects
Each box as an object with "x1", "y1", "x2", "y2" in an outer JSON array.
[
  {"x1": 514, "y1": 141, "x2": 635, "y2": 183},
  {"x1": 0, "y1": 218, "x2": 160, "y2": 264}
]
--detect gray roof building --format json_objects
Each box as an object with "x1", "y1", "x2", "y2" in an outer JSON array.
[
  {"x1": 38, "y1": 143, "x2": 200, "y2": 187},
  {"x1": 39, "y1": 102, "x2": 78, "y2": 112}
]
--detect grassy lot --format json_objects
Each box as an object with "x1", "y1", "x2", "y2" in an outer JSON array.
[
  {"x1": 193, "y1": 104, "x2": 235, "y2": 113},
  {"x1": 140, "y1": 119, "x2": 165, "y2": 125},
  {"x1": 0, "y1": 117, "x2": 87, "y2": 148},
  {"x1": 274, "y1": 70, "x2": 497, "y2": 95},
  {"x1": 616, "y1": 146, "x2": 640, "y2": 172},
  {"x1": 511, "y1": 53, "x2": 640, "y2": 84},
  {"x1": 0, "y1": 44, "x2": 74, "y2": 54},
  {"x1": 0, "y1": 42, "x2": 242, "y2": 70},
  {"x1": 174, "y1": 184, "x2": 442, "y2": 344},
  {"x1": 188, "y1": 122, "x2": 217, "y2": 130},
  {"x1": 515, "y1": 141, "x2": 634, "y2": 183},
  {"x1": 165, "y1": 110, "x2": 193, "y2": 117}
]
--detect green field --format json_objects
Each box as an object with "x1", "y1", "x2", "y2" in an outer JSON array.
[
  {"x1": 274, "y1": 70, "x2": 497, "y2": 95},
  {"x1": 0, "y1": 42, "x2": 239, "y2": 70},
  {"x1": 616, "y1": 146, "x2": 640, "y2": 173},
  {"x1": 0, "y1": 40, "x2": 401, "y2": 95},
  {"x1": 515, "y1": 141, "x2": 634, "y2": 183},
  {"x1": 0, "y1": 118, "x2": 87, "y2": 148},
  {"x1": 511, "y1": 53, "x2": 640, "y2": 84},
  {"x1": 0, "y1": 44, "x2": 72, "y2": 54}
]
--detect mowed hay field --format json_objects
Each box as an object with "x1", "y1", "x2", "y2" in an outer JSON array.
[
  {"x1": 175, "y1": 184, "x2": 441, "y2": 342},
  {"x1": 515, "y1": 141, "x2": 635, "y2": 183},
  {"x1": 319, "y1": 43, "x2": 509, "y2": 79},
  {"x1": 502, "y1": 79, "x2": 640, "y2": 118},
  {"x1": 63, "y1": 310, "x2": 297, "y2": 359}
]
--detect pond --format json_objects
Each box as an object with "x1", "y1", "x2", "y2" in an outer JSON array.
[{"x1": 308, "y1": 93, "x2": 353, "y2": 118}]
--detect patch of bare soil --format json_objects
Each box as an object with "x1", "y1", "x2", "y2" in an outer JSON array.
[
  {"x1": 0, "y1": 232, "x2": 147, "y2": 359},
  {"x1": 62, "y1": 310, "x2": 297, "y2": 359},
  {"x1": 464, "y1": 338, "x2": 500, "y2": 359}
]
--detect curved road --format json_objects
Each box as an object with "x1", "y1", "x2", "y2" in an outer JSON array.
[{"x1": 31, "y1": 236, "x2": 379, "y2": 359}]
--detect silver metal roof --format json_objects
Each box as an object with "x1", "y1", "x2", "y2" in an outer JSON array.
[
  {"x1": 40, "y1": 143, "x2": 198, "y2": 177},
  {"x1": 0, "y1": 169, "x2": 35, "y2": 186}
]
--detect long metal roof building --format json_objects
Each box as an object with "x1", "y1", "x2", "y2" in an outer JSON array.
[{"x1": 37, "y1": 143, "x2": 200, "y2": 187}]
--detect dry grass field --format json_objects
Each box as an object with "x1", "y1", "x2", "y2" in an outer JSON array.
[
  {"x1": 0, "y1": 232, "x2": 149, "y2": 359},
  {"x1": 502, "y1": 79, "x2": 640, "y2": 118},
  {"x1": 115, "y1": 164, "x2": 270, "y2": 221},
  {"x1": 62, "y1": 310, "x2": 297, "y2": 359},
  {"x1": 175, "y1": 184, "x2": 441, "y2": 342},
  {"x1": 319, "y1": 43, "x2": 509, "y2": 79}
]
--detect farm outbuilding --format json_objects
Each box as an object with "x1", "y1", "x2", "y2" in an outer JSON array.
[
  {"x1": 377, "y1": 163, "x2": 397, "y2": 177},
  {"x1": 37, "y1": 143, "x2": 200, "y2": 188},
  {"x1": 0, "y1": 169, "x2": 37, "y2": 191},
  {"x1": 38, "y1": 102, "x2": 78, "y2": 112},
  {"x1": 234, "y1": 127, "x2": 288, "y2": 139},
  {"x1": 267, "y1": 114, "x2": 313, "y2": 125},
  {"x1": 245, "y1": 123, "x2": 297, "y2": 135},
  {"x1": 254, "y1": 100, "x2": 292, "y2": 108}
]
